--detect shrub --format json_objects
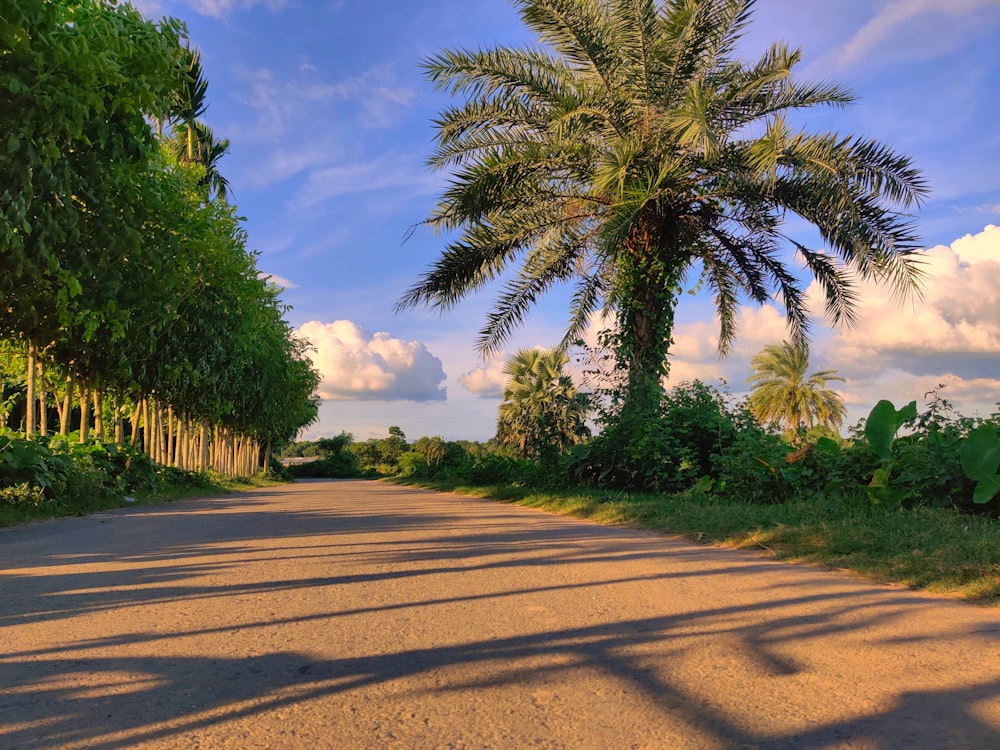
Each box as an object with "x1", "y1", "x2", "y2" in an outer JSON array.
[
  {"x1": 568, "y1": 381, "x2": 752, "y2": 492},
  {"x1": 0, "y1": 482, "x2": 47, "y2": 507},
  {"x1": 287, "y1": 452, "x2": 360, "y2": 479}
]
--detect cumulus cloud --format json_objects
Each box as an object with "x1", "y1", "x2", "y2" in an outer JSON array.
[
  {"x1": 823, "y1": 225, "x2": 1000, "y2": 368},
  {"x1": 458, "y1": 361, "x2": 506, "y2": 399},
  {"x1": 297, "y1": 320, "x2": 446, "y2": 402},
  {"x1": 801, "y1": 225, "x2": 999, "y2": 416}
]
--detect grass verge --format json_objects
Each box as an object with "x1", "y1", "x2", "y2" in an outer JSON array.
[
  {"x1": 0, "y1": 474, "x2": 283, "y2": 529},
  {"x1": 393, "y1": 478, "x2": 1000, "y2": 604}
]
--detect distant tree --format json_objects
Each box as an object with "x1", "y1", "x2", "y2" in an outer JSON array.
[
  {"x1": 413, "y1": 435, "x2": 447, "y2": 467},
  {"x1": 378, "y1": 426, "x2": 408, "y2": 465},
  {"x1": 316, "y1": 433, "x2": 353, "y2": 455},
  {"x1": 496, "y1": 347, "x2": 589, "y2": 460},
  {"x1": 747, "y1": 341, "x2": 845, "y2": 442}
]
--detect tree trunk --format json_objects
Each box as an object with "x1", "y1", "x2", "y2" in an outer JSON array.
[
  {"x1": 130, "y1": 401, "x2": 142, "y2": 447},
  {"x1": 93, "y1": 389, "x2": 103, "y2": 442},
  {"x1": 142, "y1": 398, "x2": 150, "y2": 456},
  {"x1": 37, "y1": 352, "x2": 47, "y2": 436},
  {"x1": 25, "y1": 342, "x2": 36, "y2": 436},
  {"x1": 79, "y1": 382, "x2": 90, "y2": 444},
  {"x1": 59, "y1": 372, "x2": 75, "y2": 435},
  {"x1": 200, "y1": 421, "x2": 209, "y2": 472},
  {"x1": 167, "y1": 405, "x2": 175, "y2": 466}
]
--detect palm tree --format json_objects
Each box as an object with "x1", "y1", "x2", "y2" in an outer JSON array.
[
  {"x1": 747, "y1": 340, "x2": 845, "y2": 441},
  {"x1": 165, "y1": 121, "x2": 233, "y2": 201},
  {"x1": 397, "y1": 0, "x2": 926, "y2": 438},
  {"x1": 162, "y1": 45, "x2": 232, "y2": 201},
  {"x1": 496, "y1": 347, "x2": 589, "y2": 459}
]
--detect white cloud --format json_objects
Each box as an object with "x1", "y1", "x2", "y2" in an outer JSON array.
[
  {"x1": 458, "y1": 360, "x2": 507, "y2": 399},
  {"x1": 297, "y1": 320, "x2": 446, "y2": 402},
  {"x1": 830, "y1": 0, "x2": 1000, "y2": 69},
  {"x1": 806, "y1": 225, "x2": 1000, "y2": 420},
  {"x1": 188, "y1": 0, "x2": 289, "y2": 20},
  {"x1": 228, "y1": 65, "x2": 417, "y2": 189},
  {"x1": 289, "y1": 153, "x2": 438, "y2": 211},
  {"x1": 257, "y1": 271, "x2": 297, "y2": 289},
  {"x1": 234, "y1": 64, "x2": 413, "y2": 144},
  {"x1": 824, "y1": 225, "x2": 1000, "y2": 364},
  {"x1": 134, "y1": 0, "x2": 290, "y2": 20}
]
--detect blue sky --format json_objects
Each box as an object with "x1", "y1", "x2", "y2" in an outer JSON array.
[{"x1": 134, "y1": 0, "x2": 1000, "y2": 441}]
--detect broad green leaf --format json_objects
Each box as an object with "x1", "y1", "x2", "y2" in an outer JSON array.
[
  {"x1": 864, "y1": 399, "x2": 916, "y2": 460},
  {"x1": 814, "y1": 436, "x2": 841, "y2": 455},
  {"x1": 959, "y1": 424, "x2": 1000, "y2": 481},
  {"x1": 972, "y1": 475, "x2": 1000, "y2": 505}
]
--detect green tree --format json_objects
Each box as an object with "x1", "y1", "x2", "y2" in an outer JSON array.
[
  {"x1": 746, "y1": 340, "x2": 845, "y2": 441},
  {"x1": 397, "y1": 0, "x2": 925, "y2": 469},
  {"x1": 495, "y1": 347, "x2": 589, "y2": 459}
]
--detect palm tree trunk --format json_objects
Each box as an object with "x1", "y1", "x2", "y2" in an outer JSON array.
[{"x1": 619, "y1": 261, "x2": 682, "y2": 427}]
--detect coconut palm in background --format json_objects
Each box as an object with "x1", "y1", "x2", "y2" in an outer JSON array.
[
  {"x1": 747, "y1": 340, "x2": 845, "y2": 442},
  {"x1": 398, "y1": 0, "x2": 926, "y2": 471},
  {"x1": 496, "y1": 347, "x2": 589, "y2": 459},
  {"x1": 162, "y1": 45, "x2": 232, "y2": 201}
]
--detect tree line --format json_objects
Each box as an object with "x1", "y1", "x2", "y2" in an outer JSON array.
[{"x1": 0, "y1": 0, "x2": 319, "y2": 475}]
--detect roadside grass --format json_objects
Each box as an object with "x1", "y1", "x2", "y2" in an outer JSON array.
[
  {"x1": 394, "y1": 478, "x2": 1000, "y2": 604},
  {"x1": 0, "y1": 473, "x2": 282, "y2": 529}
]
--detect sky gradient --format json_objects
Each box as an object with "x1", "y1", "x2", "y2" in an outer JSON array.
[{"x1": 133, "y1": 0, "x2": 1000, "y2": 441}]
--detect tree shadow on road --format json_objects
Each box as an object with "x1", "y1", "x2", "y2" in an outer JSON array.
[{"x1": 2, "y1": 480, "x2": 999, "y2": 748}]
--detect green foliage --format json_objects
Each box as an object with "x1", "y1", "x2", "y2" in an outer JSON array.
[
  {"x1": 960, "y1": 425, "x2": 1000, "y2": 504},
  {"x1": 465, "y1": 453, "x2": 538, "y2": 486},
  {"x1": 287, "y1": 433, "x2": 360, "y2": 479},
  {"x1": 570, "y1": 381, "x2": 751, "y2": 492},
  {"x1": 0, "y1": 482, "x2": 46, "y2": 507},
  {"x1": 495, "y1": 347, "x2": 590, "y2": 461},
  {"x1": 0, "y1": 0, "x2": 320, "y2": 457},
  {"x1": 864, "y1": 400, "x2": 918, "y2": 460},
  {"x1": 0, "y1": 433, "x2": 74, "y2": 495},
  {"x1": 747, "y1": 341, "x2": 846, "y2": 442}
]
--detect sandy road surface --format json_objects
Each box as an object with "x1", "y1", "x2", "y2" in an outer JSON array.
[{"x1": 2, "y1": 479, "x2": 999, "y2": 749}]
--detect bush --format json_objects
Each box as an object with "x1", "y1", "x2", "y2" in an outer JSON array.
[
  {"x1": 0, "y1": 433, "x2": 75, "y2": 497},
  {"x1": 0, "y1": 482, "x2": 47, "y2": 507},
  {"x1": 287, "y1": 453, "x2": 360, "y2": 479},
  {"x1": 465, "y1": 452, "x2": 539, "y2": 485},
  {"x1": 568, "y1": 381, "x2": 752, "y2": 492}
]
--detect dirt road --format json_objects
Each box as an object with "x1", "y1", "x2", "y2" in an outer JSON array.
[{"x1": 2, "y1": 480, "x2": 999, "y2": 749}]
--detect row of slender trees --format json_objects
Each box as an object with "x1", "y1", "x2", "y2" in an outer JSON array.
[{"x1": 0, "y1": 0, "x2": 320, "y2": 474}]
